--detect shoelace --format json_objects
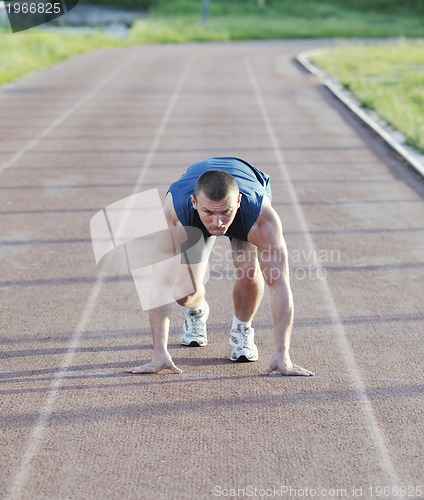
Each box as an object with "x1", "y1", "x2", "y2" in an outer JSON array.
[
  {"x1": 238, "y1": 332, "x2": 254, "y2": 349},
  {"x1": 189, "y1": 317, "x2": 207, "y2": 336}
]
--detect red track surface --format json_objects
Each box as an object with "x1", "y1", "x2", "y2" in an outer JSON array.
[{"x1": 1, "y1": 41, "x2": 423, "y2": 500}]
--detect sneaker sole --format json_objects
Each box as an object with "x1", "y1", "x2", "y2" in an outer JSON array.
[
  {"x1": 181, "y1": 341, "x2": 207, "y2": 347},
  {"x1": 230, "y1": 354, "x2": 258, "y2": 362}
]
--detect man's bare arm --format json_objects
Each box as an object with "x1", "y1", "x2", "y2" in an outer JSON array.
[
  {"x1": 128, "y1": 193, "x2": 186, "y2": 374},
  {"x1": 248, "y1": 198, "x2": 315, "y2": 377}
]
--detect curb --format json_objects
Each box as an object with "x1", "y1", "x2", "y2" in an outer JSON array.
[{"x1": 296, "y1": 48, "x2": 424, "y2": 179}]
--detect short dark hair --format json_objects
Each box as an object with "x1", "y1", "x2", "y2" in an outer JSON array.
[{"x1": 193, "y1": 170, "x2": 239, "y2": 201}]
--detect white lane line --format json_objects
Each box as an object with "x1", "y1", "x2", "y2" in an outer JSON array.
[
  {"x1": 130, "y1": 58, "x2": 193, "y2": 197},
  {"x1": 164, "y1": 373, "x2": 224, "y2": 378},
  {"x1": 0, "y1": 51, "x2": 137, "y2": 175},
  {"x1": 245, "y1": 57, "x2": 403, "y2": 491},
  {"x1": 6, "y1": 56, "x2": 193, "y2": 500},
  {"x1": 5, "y1": 278, "x2": 105, "y2": 500},
  {"x1": 62, "y1": 371, "x2": 115, "y2": 377},
  {"x1": 366, "y1": 378, "x2": 410, "y2": 382}
]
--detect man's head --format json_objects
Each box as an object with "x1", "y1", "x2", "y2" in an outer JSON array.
[{"x1": 191, "y1": 170, "x2": 241, "y2": 236}]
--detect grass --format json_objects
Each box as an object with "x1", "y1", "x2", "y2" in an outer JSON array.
[
  {"x1": 0, "y1": 29, "x2": 123, "y2": 87},
  {"x1": 128, "y1": 16, "x2": 229, "y2": 44},
  {"x1": 128, "y1": 1, "x2": 424, "y2": 43},
  {"x1": 129, "y1": 14, "x2": 423, "y2": 44},
  {"x1": 312, "y1": 40, "x2": 424, "y2": 153}
]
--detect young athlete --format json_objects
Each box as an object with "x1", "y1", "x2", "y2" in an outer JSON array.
[{"x1": 128, "y1": 157, "x2": 314, "y2": 377}]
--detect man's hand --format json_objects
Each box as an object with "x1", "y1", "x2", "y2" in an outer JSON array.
[
  {"x1": 127, "y1": 352, "x2": 182, "y2": 375},
  {"x1": 261, "y1": 352, "x2": 315, "y2": 377}
]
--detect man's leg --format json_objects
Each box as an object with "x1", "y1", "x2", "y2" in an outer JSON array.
[
  {"x1": 231, "y1": 239, "x2": 264, "y2": 321},
  {"x1": 230, "y1": 239, "x2": 264, "y2": 361},
  {"x1": 176, "y1": 236, "x2": 216, "y2": 347}
]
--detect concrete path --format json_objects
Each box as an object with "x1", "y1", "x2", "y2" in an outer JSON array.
[{"x1": 1, "y1": 41, "x2": 423, "y2": 500}]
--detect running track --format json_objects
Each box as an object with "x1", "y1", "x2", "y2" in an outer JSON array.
[{"x1": 1, "y1": 41, "x2": 423, "y2": 500}]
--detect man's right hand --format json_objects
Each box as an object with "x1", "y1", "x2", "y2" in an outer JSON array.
[{"x1": 127, "y1": 352, "x2": 182, "y2": 374}]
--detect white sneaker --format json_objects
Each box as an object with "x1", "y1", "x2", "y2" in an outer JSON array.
[
  {"x1": 181, "y1": 301, "x2": 209, "y2": 347},
  {"x1": 229, "y1": 325, "x2": 258, "y2": 362}
]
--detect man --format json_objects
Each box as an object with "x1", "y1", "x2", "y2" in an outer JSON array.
[{"x1": 128, "y1": 157, "x2": 314, "y2": 377}]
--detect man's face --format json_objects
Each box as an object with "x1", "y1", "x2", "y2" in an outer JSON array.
[{"x1": 191, "y1": 190, "x2": 241, "y2": 236}]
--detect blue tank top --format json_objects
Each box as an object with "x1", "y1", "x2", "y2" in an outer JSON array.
[{"x1": 167, "y1": 157, "x2": 271, "y2": 241}]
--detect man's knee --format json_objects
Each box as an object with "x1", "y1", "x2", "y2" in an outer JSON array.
[
  {"x1": 176, "y1": 296, "x2": 189, "y2": 307},
  {"x1": 233, "y1": 262, "x2": 262, "y2": 286},
  {"x1": 175, "y1": 286, "x2": 205, "y2": 307},
  {"x1": 176, "y1": 293, "x2": 195, "y2": 307}
]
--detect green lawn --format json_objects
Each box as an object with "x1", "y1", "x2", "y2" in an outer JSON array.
[
  {"x1": 131, "y1": 0, "x2": 424, "y2": 43},
  {"x1": 129, "y1": 13, "x2": 424, "y2": 44},
  {"x1": 313, "y1": 41, "x2": 424, "y2": 153},
  {"x1": 0, "y1": 30, "x2": 123, "y2": 87},
  {"x1": 129, "y1": 1, "x2": 424, "y2": 43}
]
